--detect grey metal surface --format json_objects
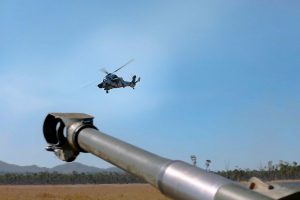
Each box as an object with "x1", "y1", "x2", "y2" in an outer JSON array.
[
  {"x1": 215, "y1": 184, "x2": 273, "y2": 200},
  {"x1": 158, "y1": 161, "x2": 233, "y2": 200},
  {"x1": 77, "y1": 128, "x2": 272, "y2": 200},
  {"x1": 42, "y1": 113, "x2": 281, "y2": 200},
  {"x1": 78, "y1": 128, "x2": 171, "y2": 187},
  {"x1": 247, "y1": 177, "x2": 300, "y2": 200}
]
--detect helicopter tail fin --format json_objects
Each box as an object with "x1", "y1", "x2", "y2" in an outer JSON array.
[
  {"x1": 130, "y1": 75, "x2": 140, "y2": 88},
  {"x1": 132, "y1": 75, "x2": 137, "y2": 83}
]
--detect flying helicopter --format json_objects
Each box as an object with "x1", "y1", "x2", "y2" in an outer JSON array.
[{"x1": 97, "y1": 59, "x2": 141, "y2": 93}]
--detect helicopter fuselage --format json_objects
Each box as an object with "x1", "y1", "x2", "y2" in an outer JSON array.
[
  {"x1": 97, "y1": 73, "x2": 140, "y2": 93},
  {"x1": 97, "y1": 59, "x2": 140, "y2": 93}
]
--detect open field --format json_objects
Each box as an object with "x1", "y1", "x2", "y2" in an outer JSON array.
[{"x1": 0, "y1": 184, "x2": 170, "y2": 200}]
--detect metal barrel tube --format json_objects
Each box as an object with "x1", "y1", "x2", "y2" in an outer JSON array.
[
  {"x1": 77, "y1": 128, "x2": 271, "y2": 200},
  {"x1": 78, "y1": 128, "x2": 170, "y2": 187},
  {"x1": 43, "y1": 113, "x2": 273, "y2": 200}
]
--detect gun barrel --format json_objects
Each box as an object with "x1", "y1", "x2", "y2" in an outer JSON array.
[
  {"x1": 78, "y1": 128, "x2": 169, "y2": 187},
  {"x1": 43, "y1": 113, "x2": 272, "y2": 200}
]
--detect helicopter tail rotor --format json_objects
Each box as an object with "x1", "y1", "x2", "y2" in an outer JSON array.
[
  {"x1": 136, "y1": 77, "x2": 141, "y2": 83},
  {"x1": 133, "y1": 75, "x2": 140, "y2": 83},
  {"x1": 130, "y1": 75, "x2": 140, "y2": 88}
]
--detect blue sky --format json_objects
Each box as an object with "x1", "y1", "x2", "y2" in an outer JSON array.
[{"x1": 0, "y1": 1, "x2": 299, "y2": 171}]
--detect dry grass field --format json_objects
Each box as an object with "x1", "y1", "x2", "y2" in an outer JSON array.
[{"x1": 0, "y1": 184, "x2": 170, "y2": 200}]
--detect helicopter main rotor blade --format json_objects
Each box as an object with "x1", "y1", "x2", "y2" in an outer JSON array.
[
  {"x1": 112, "y1": 59, "x2": 134, "y2": 73},
  {"x1": 100, "y1": 67, "x2": 109, "y2": 74}
]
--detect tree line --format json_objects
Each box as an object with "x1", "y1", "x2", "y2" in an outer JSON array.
[
  {"x1": 218, "y1": 160, "x2": 300, "y2": 181},
  {"x1": 0, "y1": 161, "x2": 299, "y2": 184},
  {"x1": 0, "y1": 171, "x2": 145, "y2": 185}
]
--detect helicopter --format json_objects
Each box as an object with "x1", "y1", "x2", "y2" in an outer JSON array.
[{"x1": 97, "y1": 59, "x2": 140, "y2": 93}]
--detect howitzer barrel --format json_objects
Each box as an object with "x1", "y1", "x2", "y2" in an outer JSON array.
[{"x1": 43, "y1": 113, "x2": 273, "y2": 200}]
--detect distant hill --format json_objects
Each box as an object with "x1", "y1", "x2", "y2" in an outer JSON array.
[
  {"x1": 0, "y1": 160, "x2": 123, "y2": 174},
  {"x1": 0, "y1": 161, "x2": 48, "y2": 173},
  {"x1": 50, "y1": 162, "x2": 104, "y2": 174}
]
